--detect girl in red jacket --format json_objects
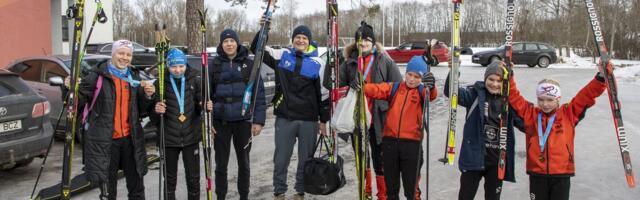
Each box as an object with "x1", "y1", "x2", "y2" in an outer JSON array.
[
  {"x1": 508, "y1": 63, "x2": 608, "y2": 200},
  {"x1": 364, "y1": 56, "x2": 437, "y2": 200}
]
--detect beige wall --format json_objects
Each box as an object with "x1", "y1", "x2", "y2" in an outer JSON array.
[{"x1": 0, "y1": 0, "x2": 52, "y2": 68}]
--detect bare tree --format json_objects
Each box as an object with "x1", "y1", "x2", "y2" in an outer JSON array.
[{"x1": 186, "y1": 0, "x2": 204, "y2": 54}]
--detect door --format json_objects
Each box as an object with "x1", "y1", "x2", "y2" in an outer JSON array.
[
  {"x1": 523, "y1": 43, "x2": 541, "y2": 64},
  {"x1": 511, "y1": 43, "x2": 525, "y2": 63}
]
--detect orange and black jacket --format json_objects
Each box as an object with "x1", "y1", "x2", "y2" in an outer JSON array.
[
  {"x1": 509, "y1": 75, "x2": 606, "y2": 176},
  {"x1": 364, "y1": 82, "x2": 437, "y2": 142}
]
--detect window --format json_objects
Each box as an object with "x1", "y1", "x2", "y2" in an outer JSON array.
[
  {"x1": 539, "y1": 44, "x2": 549, "y2": 50},
  {"x1": 526, "y1": 43, "x2": 539, "y2": 51},
  {"x1": 15, "y1": 60, "x2": 43, "y2": 82},
  {"x1": 413, "y1": 42, "x2": 426, "y2": 49},
  {"x1": 43, "y1": 60, "x2": 67, "y2": 83},
  {"x1": 399, "y1": 43, "x2": 412, "y2": 50},
  {"x1": 512, "y1": 43, "x2": 524, "y2": 51},
  {"x1": 0, "y1": 76, "x2": 31, "y2": 97},
  {"x1": 101, "y1": 44, "x2": 113, "y2": 53},
  {"x1": 132, "y1": 43, "x2": 148, "y2": 52},
  {"x1": 61, "y1": 16, "x2": 69, "y2": 42}
]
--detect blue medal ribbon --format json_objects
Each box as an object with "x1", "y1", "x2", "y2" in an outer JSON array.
[
  {"x1": 108, "y1": 63, "x2": 140, "y2": 87},
  {"x1": 169, "y1": 74, "x2": 186, "y2": 115},
  {"x1": 537, "y1": 112, "x2": 556, "y2": 153}
]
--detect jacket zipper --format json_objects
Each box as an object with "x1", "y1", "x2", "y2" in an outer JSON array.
[{"x1": 396, "y1": 87, "x2": 410, "y2": 140}]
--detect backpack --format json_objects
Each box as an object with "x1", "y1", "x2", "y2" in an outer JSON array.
[{"x1": 389, "y1": 82, "x2": 426, "y2": 107}]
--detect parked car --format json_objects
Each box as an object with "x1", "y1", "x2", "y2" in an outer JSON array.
[
  {"x1": 0, "y1": 69, "x2": 52, "y2": 170},
  {"x1": 85, "y1": 42, "x2": 157, "y2": 68},
  {"x1": 472, "y1": 42, "x2": 558, "y2": 68},
  {"x1": 386, "y1": 41, "x2": 450, "y2": 64},
  {"x1": 4, "y1": 55, "x2": 154, "y2": 140},
  {"x1": 186, "y1": 55, "x2": 276, "y2": 104}
]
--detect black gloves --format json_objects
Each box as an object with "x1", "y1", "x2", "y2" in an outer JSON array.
[
  {"x1": 349, "y1": 75, "x2": 362, "y2": 91},
  {"x1": 423, "y1": 72, "x2": 435, "y2": 90}
]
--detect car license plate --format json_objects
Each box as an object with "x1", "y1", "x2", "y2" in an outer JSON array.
[
  {"x1": 0, "y1": 120, "x2": 22, "y2": 133},
  {"x1": 472, "y1": 57, "x2": 480, "y2": 61},
  {"x1": 264, "y1": 81, "x2": 275, "y2": 87}
]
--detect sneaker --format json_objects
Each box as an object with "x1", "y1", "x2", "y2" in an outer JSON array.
[
  {"x1": 274, "y1": 193, "x2": 285, "y2": 200},
  {"x1": 293, "y1": 193, "x2": 305, "y2": 200}
]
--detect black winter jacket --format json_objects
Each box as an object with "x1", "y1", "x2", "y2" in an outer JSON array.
[
  {"x1": 149, "y1": 67, "x2": 203, "y2": 147},
  {"x1": 78, "y1": 61, "x2": 152, "y2": 183},
  {"x1": 210, "y1": 45, "x2": 266, "y2": 124}
]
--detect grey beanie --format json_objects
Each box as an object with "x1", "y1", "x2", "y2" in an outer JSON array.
[{"x1": 485, "y1": 60, "x2": 505, "y2": 81}]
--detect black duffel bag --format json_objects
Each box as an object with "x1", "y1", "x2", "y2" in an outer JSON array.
[{"x1": 303, "y1": 135, "x2": 346, "y2": 195}]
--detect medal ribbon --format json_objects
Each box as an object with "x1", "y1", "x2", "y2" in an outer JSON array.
[
  {"x1": 170, "y1": 75, "x2": 186, "y2": 114},
  {"x1": 537, "y1": 112, "x2": 556, "y2": 153}
]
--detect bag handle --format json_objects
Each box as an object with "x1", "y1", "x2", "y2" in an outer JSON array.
[{"x1": 313, "y1": 135, "x2": 333, "y2": 158}]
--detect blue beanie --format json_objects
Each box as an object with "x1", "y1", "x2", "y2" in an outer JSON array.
[
  {"x1": 406, "y1": 56, "x2": 428, "y2": 77},
  {"x1": 167, "y1": 48, "x2": 187, "y2": 67},
  {"x1": 219, "y1": 28, "x2": 240, "y2": 44},
  {"x1": 291, "y1": 25, "x2": 312, "y2": 41}
]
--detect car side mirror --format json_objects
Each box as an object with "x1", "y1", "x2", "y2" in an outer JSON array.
[{"x1": 49, "y1": 76, "x2": 64, "y2": 86}]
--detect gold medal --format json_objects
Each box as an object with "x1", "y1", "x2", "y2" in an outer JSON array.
[{"x1": 179, "y1": 114, "x2": 186, "y2": 122}]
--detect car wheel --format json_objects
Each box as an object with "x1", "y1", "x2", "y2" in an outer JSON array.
[
  {"x1": 528, "y1": 64, "x2": 536, "y2": 68},
  {"x1": 538, "y1": 57, "x2": 551, "y2": 68},
  {"x1": 14, "y1": 158, "x2": 34, "y2": 168}
]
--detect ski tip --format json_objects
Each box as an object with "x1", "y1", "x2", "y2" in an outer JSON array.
[{"x1": 627, "y1": 175, "x2": 636, "y2": 188}]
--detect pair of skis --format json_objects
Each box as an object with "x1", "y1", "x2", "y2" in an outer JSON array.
[
  {"x1": 440, "y1": 0, "x2": 462, "y2": 166},
  {"x1": 439, "y1": 0, "x2": 511, "y2": 181},
  {"x1": 354, "y1": 25, "x2": 371, "y2": 200},
  {"x1": 59, "y1": 0, "x2": 87, "y2": 199},
  {"x1": 583, "y1": 0, "x2": 635, "y2": 188},
  {"x1": 325, "y1": 0, "x2": 340, "y2": 164},
  {"x1": 154, "y1": 23, "x2": 171, "y2": 199},
  {"x1": 33, "y1": 0, "x2": 107, "y2": 199},
  {"x1": 241, "y1": 0, "x2": 278, "y2": 149},
  {"x1": 198, "y1": 9, "x2": 215, "y2": 200}
]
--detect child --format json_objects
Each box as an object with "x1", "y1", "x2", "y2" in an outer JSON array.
[
  {"x1": 340, "y1": 21, "x2": 403, "y2": 200},
  {"x1": 444, "y1": 61, "x2": 522, "y2": 200},
  {"x1": 150, "y1": 48, "x2": 212, "y2": 200},
  {"x1": 363, "y1": 56, "x2": 437, "y2": 200},
  {"x1": 507, "y1": 62, "x2": 608, "y2": 200}
]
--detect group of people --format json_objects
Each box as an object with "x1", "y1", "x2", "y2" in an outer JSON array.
[{"x1": 68, "y1": 19, "x2": 610, "y2": 200}]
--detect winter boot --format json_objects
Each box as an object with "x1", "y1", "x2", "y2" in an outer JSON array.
[
  {"x1": 375, "y1": 175, "x2": 388, "y2": 200},
  {"x1": 293, "y1": 193, "x2": 305, "y2": 200},
  {"x1": 414, "y1": 176, "x2": 422, "y2": 200},
  {"x1": 274, "y1": 193, "x2": 285, "y2": 200},
  {"x1": 365, "y1": 168, "x2": 373, "y2": 199}
]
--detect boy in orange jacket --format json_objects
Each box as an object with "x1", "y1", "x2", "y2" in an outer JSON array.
[
  {"x1": 364, "y1": 56, "x2": 438, "y2": 200},
  {"x1": 507, "y1": 62, "x2": 608, "y2": 200}
]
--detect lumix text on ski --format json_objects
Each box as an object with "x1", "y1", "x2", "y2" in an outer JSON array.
[{"x1": 585, "y1": 0, "x2": 603, "y2": 42}]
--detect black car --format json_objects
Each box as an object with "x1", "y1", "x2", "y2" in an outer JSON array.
[
  {"x1": 472, "y1": 42, "x2": 558, "y2": 68},
  {"x1": 85, "y1": 42, "x2": 157, "y2": 69},
  {"x1": 186, "y1": 55, "x2": 276, "y2": 104},
  {"x1": 0, "y1": 69, "x2": 53, "y2": 170}
]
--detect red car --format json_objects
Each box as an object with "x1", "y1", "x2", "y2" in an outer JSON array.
[{"x1": 386, "y1": 41, "x2": 450, "y2": 64}]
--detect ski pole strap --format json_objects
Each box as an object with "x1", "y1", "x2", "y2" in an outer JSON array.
[
  {"x1": 82, "y1": 75, "x2": 103, "y2": 124},
  {"x1": 537, "y1": 112, "x2": 556, "y2": 153}
]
